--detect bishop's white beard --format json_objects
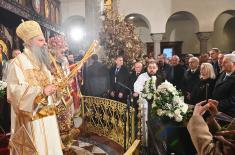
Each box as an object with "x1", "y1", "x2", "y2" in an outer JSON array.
[{"x1": 30, "y1": 45, "x2": 51, "y2": 71}]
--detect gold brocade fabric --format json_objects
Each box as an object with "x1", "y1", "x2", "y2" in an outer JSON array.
[
  {"x1": 32, "y1": 106, "x2": 56, "y2": 120},
  {"x1": 49, "y1": 54, "x2": 77, "y2": 147},
  {"x1": 56, "y1": 102, "x2": 73, "y2": 134},
  {"x1": 23, "y1": 49, "x2": 50, "y2": 87},
  {"x1": 23, "y1": 69, "x2": 50, "y2": 87}
]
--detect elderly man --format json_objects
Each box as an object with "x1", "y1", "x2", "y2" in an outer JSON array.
[
  {"x1": 182, "y1": 57, "x2": 200, "y2": 103},
  {"x1": 212, "y1": 54, "x2": 235, "y2": 117},
  {"x1": 7, "y1": 21, "x2": 62, "y2": 155},
  {"x1": 128, "y1": 61, "x2": 143, "y2": 92},
  {"x1": 167, "y1": 55, "x2": 185, "y2": 90}
]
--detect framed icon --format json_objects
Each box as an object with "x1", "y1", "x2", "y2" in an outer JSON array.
[
  {"x1": 0, "y1": 39, "x2": 8, "y2": 64},
  {"x1": 56, "y1": 8, "x2": 60, "y2": 24},
  {"x1": 45, "y1": 0, "x2": 50, "y2": 18},
  {"x1": 32, "y1": 0, "x2": 41, "y2": 14},
  {"x1": 50, "y1": 4, "x2": 55, "y2": 22}
]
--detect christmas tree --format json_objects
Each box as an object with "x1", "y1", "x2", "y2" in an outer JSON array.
[{"x1": 99, "y1": 9, "x2": 144, "y2": 67}]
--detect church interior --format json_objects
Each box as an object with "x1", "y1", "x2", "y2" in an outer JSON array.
[{"x1": 0, "y1": 0, "x2": 235, "y2": 155}]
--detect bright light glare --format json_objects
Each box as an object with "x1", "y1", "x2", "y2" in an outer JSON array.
[
  {"x1": 70, "y1": 27, "x2": 84, "y2": 41},
  {"x1": 129, "y1": 16, "x2": 135, "y2": 19}
]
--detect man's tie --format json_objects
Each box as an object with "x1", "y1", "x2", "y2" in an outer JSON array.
[
  {"x1": 115, "y1": 67, "x2": 120, "y2": 75},
  {"x1": 223, "y1": 74, "x2": 228, "y2": 81}
]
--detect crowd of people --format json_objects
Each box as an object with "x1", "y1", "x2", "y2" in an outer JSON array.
[
  {"x1": 85, "y1": 49, "x2": 235, "y2": 118},
  {"x1": 84, "y1": 48, "x2": 235, "y2": 154}
]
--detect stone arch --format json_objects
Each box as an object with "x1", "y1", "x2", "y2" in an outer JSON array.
[
  {"x1": 124, "y1": 13, "x2": 152, "y2": 55},
  {"x1": 166, "y1": 11, "x2": 199, "y2": 33},
  {"x1": 164, "y1": 11, "x2": 200, "y2": 54},
  {"x1": 124, "y1": 13, "x2": 152, "y2": 45},
  {"x1": 210, "y1": 10, "x2": 235, "y2": 52},
  {"x1": 125, "y1": 13, "x2": 151, "y2": 31}
]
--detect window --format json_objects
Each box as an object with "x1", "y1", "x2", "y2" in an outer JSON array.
[{"x1": 163, "y1": 48, "x2": 173, "y2": 58}]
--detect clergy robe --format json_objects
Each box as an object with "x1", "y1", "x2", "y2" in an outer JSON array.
[
  {"x1": 134, "y1": 72, "x2": 151, "y2": 146},
  {"x1": 7, "y1": 48, "x2": 62, "y2": 155}
]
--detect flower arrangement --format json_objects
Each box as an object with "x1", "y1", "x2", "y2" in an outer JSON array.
[
  {"x1": 141, "y1": 76, "x2": 157, "y2": 101},
  {"x1": 0, "y1": 81, "x2": 7, "y2": 98},
  {"x1": 152, "y1": 81, "x2": 188, "y2": 122}
]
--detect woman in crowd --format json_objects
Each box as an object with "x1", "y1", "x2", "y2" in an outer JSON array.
[{"x1": 190, "y1": 63, "x2": 216, "y2": 105}]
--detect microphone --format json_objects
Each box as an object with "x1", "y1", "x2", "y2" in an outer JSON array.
[{"x1": 205, "y1": 83, "x2": 209, "y2": 103}]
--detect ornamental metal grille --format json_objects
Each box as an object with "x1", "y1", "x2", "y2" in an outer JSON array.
[{"x1": 81, "y1": 96, "x2": 135, "y2": 149}]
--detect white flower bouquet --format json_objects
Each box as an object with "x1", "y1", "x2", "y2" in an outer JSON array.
[
  {"x1": 0, "y1": 81, "x2": 7, "y2": 98},
  {"x1": 152, "y1": 81, "x2": 188, "y2": 122},
  {"x1": 141, "y1": 76, "x2": 157, "y2": 101}
]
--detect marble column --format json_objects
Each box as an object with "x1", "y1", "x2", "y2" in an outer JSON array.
[
  {"x1": 85, "y1": 0, "x2": 103, "y2": 44},
  {"x1": 151, "y1": 33, "x2": 164, "y2": 59},
  {"x1": 196, "y1": 32, "x2": 212, "y2": 54}
]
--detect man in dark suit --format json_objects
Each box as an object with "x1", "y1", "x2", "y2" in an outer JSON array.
[
  {"x1": 209, "y1": 48, "x2": 221, "y2": 77},
  {"x1": 85, "y1": 54, "x2": 110, "y2": 97},
  {"x1": 128, "y1": 61, "x2": 143, "y2": 136},
  {"x1": 212, "y1": 54, "x2": 235, "y2": 117},
  {"x1": 166, "y1": 55, "x2": 185, "y2": 90},
  {"x1": 182, "y1": 57, "x2": 200, "y2": 104},
  {"x1": 109, "y1": 55, "x2": 129, "y2": 102},
  {"x1": 157, "y1": 54, "x2": 171, "y2": 80},
  {"x1": 128, "y1": 61, "x2": 143, "y2": 91}
]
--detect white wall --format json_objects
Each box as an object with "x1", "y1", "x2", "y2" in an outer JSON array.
[
  {"x1": 60, "y1": 0, "x2": 235, "y2": 33},
  {"x1": 119, "y1": 0, "x2": 235, "y2": 33},
  {"x1": 165, "y1": 19, "x2": 199, "y2": 54},
  {"x1": 119, "y1": 0, "x2": 172, "y2": 33},
  {"x1": 208, "y1": 14, "x2": 232, "y2": 51},
  {"x1": 60, "y1": 0, "x2": 85, "y2": 23}
]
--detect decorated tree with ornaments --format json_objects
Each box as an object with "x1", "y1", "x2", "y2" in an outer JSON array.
[{"x1": 99, "y1": 9, "x2": 144, "y2": 67}]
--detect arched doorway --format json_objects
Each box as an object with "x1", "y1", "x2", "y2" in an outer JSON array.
[
  {"x1": 210, "y1": 10, "x2": 235, "y2": 52},
  {"x1": 125, "y1": 13, "x2": 151, "y2": 56},
  {"x1": 164, "y1": 11, "x2": 199, "y2": 55}
]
